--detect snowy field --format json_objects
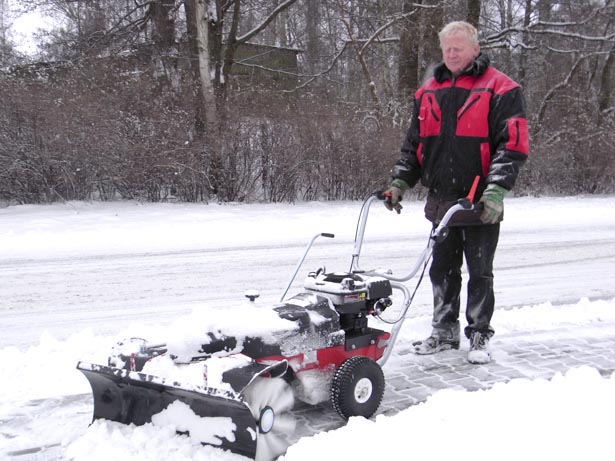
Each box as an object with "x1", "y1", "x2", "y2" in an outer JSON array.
[{"x1": 1, "y1": 195, "x2": 615, "y2": 460}]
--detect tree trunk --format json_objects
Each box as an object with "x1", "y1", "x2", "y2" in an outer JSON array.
[
  {"x1": 194, "y1": 0, "x2": 218, "y2": 137},
  {"x1": 184, "y1": 0, "x2": 222, "y2": 197},
  {"x1": 184, "y1": 0, "x2": 205, "y2": 132},
  {"x1": 0, "y1": 0, "x2": 8, "y2": 63},
  {"x1": 598, "y1": 47, "x2": 615, "y2": 122},
  {"x1": 467, "y1": 0, "x2": 480, "y2": 27},
  {"x1": 397, "y1": 0, "x2": 418, "y2": 100},
  {"x1": 151, "y1": 0, "x2": 179, "y2": 92},
  {"x1": 517, "y1": 0, "x2": 532, "y2": 87},
  {"x1": 221, "y1": 0, "x2": 241, "y2": 101},
  {"x1": 417, "y1": 0, "x2": 442, "y2": 81},
  {"x1": 305, "y1": 0, "x2": 321, "y2": 74},
  {"x1": 537, "y1": 0, "x2": 552, "y2": 21}
]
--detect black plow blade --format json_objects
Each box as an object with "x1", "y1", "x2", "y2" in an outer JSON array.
[{"x1": 77, "y1": 361, "x2": 258, "y2": 459}]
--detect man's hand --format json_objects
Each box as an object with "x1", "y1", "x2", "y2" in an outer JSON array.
[
  {"x1": 479, "y1": 183, "x2": 508, "y2": 224},
  {"x1": 383, "y1": 186, "x2": 403, "y2": 214}
]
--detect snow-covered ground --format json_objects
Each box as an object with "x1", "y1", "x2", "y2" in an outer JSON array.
[{"x1": 1, "y1": 195, "x2": 615, "y2": 460}]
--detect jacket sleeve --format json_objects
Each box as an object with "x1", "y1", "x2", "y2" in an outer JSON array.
[
  {"x1": 487, "y1": 86, "x2": 529, "y2": 190},
  {"x1": 390, "y1": 97, "x2": 422, "y2": 188}
]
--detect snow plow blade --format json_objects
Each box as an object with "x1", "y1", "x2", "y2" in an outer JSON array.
[{"x1": 77, "y1": 361, "x2": 257, "y2": 459}]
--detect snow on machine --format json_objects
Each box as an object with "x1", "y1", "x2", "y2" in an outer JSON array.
[{"x1": 77, "y1": 190, "x2": 481, "y2": 460}]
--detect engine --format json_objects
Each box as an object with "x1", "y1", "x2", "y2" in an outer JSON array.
[{"x1": 303, "y1": 270, "x2": 393, "y2": 347}]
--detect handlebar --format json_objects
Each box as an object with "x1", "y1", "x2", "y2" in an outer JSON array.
[
  {"x1": 374, "y1": 190, "x2": 482, "y2": 218},
  {"x1": 376, "y1": 175, "x2": 483, "y2": 216},
  {"x1": 280, "y1": 232, "x2": 335, "y2": 302},
  {"x1": 352, "y1": 192, "x2": 484, "y2": 280},
  {"x1": 431, "y1": 199, "x2": 483, "y2": 242}
]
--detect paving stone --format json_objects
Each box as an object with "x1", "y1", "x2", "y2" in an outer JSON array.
[
  {"x1": 586, "y1": 356, "x2": 615, "y2": 369},
  {"x1": 460, "y1": 365, "x2": 500, "y2": 381},
  {"x1": 286, "y1": 322, "x2": 615, "y2": 452},
  {"x1": 558, "y1": 355, "x2": 591, "y2": 368},
  {"x1": 387, "y1": 375, "x2": 424, "y2": 392},
  {"x1": 535, "y1": 360, "x2": 566, "y2": 372},
  {"x1": 446, "y1": 376, "x2": 490, "y2": 391},
  {"x1": 430, "y1": 369, "x2": 469, "y2": 382},
  {"x1": 412, "y1": 375, "x2": 449, "y2": 390},
  {"x1": 380, "y1": 397, "x2": 418, "y2": 414}
]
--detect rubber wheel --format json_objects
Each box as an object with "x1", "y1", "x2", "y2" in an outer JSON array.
[
  {"x1": 330, "y1": 356, "x2": 385, "y2": 420},
  {"x1": 243, "y1": 377, "x2": 296, "y2": 461}
]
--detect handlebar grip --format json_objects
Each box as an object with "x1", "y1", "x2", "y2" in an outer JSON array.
[
  {"x1": 375, "y1": 190, "x2": 402, "y2": 202},
  {"x1": 457, "y1": 198, "x2": 484, "y2": 212},
  {"x1": 374, "y1": 190, "x2": 388, "y2": 201},
  {"x1": 321, "y1": 233, "x2": 335, "y2": 238}
]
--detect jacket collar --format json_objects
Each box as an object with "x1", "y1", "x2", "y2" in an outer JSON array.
[{"x1": 433, "y1": 53, "x2": 490, "y2": 83}]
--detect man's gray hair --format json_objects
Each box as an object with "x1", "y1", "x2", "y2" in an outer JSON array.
[{"x1": 439, "y1": 21, "x2": 479, "y2": 46}]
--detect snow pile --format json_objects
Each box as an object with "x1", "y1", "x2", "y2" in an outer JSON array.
[
  {"x1": 62, "y1": 364, "x2": 615, "y2": 461},
  {"x1": 0, "y1": 329, "x2": 109, "y2": 405},
  {"x1": 282, "y1": 366, "x2": 615, "y2": 461},
  {"x1": 162, "y1": 301, "x2": 298, "y2": 363},
  {"x1": 151, "y1": 401, "x2": 239, "y2": 447},
  {"x1": 495, "y1": 297, "x2": 615, "y2": 333},
  {"x1": 66, "y1": 418, "x2": 247, "y2": 461}
]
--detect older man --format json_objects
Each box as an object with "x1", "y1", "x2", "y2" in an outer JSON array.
[{"x1": 385, "y1": 21, "x2": 529, "y2": 364}]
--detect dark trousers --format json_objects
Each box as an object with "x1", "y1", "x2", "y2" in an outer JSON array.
[{"x1": 429, "y1": 223, "x2": 500, "y2": 339}]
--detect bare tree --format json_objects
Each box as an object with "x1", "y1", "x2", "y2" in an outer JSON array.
[{"x1": 3, "y1": 0, "x2": 615, "y2": 204}]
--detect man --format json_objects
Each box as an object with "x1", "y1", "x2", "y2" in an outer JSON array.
[{"x1": 385, "y1": 21, "x2": 529, "y2": 364}]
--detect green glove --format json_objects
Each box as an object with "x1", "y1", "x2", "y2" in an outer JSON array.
[
  {"x1": 384, "y1": 179, "x2": 409, "y2": 214},
  {"x1": 479, "y1": 184, "x2": 508, "y2": 224}
]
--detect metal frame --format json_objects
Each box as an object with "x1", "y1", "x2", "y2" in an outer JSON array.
[{"x1": 279, "y1": 193, "x2": 478, "y2": 367}]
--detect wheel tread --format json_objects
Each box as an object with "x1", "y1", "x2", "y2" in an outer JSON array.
[{"x1": 330, "y1": 356, "x2": 384, "y2": 420}]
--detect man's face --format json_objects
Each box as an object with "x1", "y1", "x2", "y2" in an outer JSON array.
[{"x1": 440, "y1": 31, "x2": 480, "y2": 75}]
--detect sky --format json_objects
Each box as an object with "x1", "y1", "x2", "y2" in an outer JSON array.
[
  {"x1": 1, "y1": 196, "x2": 614, "y2": 461},
  {"x1": 4, "y1": 0, "x2": 55, "y2": 55}
]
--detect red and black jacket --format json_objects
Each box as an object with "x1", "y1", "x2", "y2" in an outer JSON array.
[{"x1": 392, "y1": 54, "x2": 529, "y2": 221}]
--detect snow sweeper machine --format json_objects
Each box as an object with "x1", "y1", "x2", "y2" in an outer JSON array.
[{"x1": 77, "y1": 190, "x2": 482, "y2": 460}]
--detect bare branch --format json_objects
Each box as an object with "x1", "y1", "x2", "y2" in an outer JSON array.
[
  {"x1": 282, "y1": 41, "x2": 351, "y2": 92},
  {"x1": 484, "y1": 26, "x2": 615, "y2": 45},
  {"x1": 359, "y1": 10, "x2": 419, "y2": 56},
  {"x1": 336, "y1": 0, "x2": 381, "y2": 113},
  {"x1": 236, "y1": 0, "x2": 298, "y2": 44},
  {"x1": 534, "y1": 52, "x2": 606, "y2": 135}
]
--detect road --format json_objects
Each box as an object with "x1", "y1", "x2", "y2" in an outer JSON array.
[{"x1": 2, "y1": 227, "x2": 614, "y2": 349}]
